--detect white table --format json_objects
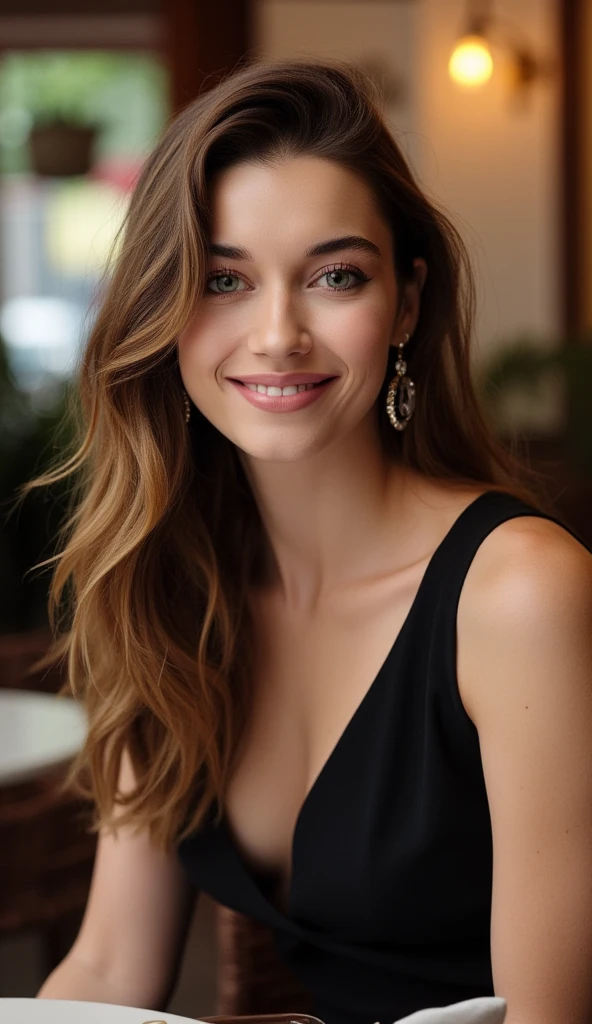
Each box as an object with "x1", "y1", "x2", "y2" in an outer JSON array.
[
  {"x1": 0, "y1": 998, "x2": 508, "y2": 1023},
  {"x1": 0, "y1": 1000, "x2": 199, "y2": 1023},
  {"x1": 0, "y1": 690, "x2": 87, "y2": 786}
]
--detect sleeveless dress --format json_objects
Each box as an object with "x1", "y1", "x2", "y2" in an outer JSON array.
[{"x1": 177, "y1": 490, "x2": 584, "y2": 1024}]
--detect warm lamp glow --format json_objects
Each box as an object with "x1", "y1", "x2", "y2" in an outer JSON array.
[{"x1": 448, "y1": 34, "x2": 494, "y2": 88}]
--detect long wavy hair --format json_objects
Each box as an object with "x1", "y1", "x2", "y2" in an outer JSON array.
[{"x1": 24, "y1": 58, "x2": 542, "y2": 851}]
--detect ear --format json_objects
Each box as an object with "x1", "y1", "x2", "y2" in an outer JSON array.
[{"x1": 391, "y1": 258, "x2": 428, "y2": 346}]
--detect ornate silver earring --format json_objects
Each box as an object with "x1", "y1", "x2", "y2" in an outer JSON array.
[
  {"x1": 182, "y1": 389, "x2": 191, "y2": 424},
  {"x1": 386, "y1": 332, "x2": 415, "y2": 431}
]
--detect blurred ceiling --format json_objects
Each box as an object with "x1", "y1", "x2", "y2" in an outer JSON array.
[
  {"x1": 0, "y1": 0, "x2": 159, "y2": 12},
  {"x1": 0, "y1": 0, "x2": 409, "y2": 10}
]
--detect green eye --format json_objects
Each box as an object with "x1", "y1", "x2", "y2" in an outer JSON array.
[
  {"x1": 313, "y1": 264, "x2": 368, "y2": 292},
  {"x1": 207, "y1": 273, "x2": 245, "y2": 294},
  {"x1": 317, "y1": 268, "x2": 361, "y2": 290}
]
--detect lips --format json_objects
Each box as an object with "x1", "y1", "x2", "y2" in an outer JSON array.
[
  {"x1": 228, "y1": 373, "x2": 337, "y2": 387},
  {"x1": 228, "y1": 375, "x2": 337, "y2": 412}
]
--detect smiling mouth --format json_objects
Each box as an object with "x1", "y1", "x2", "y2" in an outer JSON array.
[{"x1": 230, "y1": 377, "x2": 336, "y2": 396}]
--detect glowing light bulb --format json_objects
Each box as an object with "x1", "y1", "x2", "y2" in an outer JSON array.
[{"x1": 448, "y1": 35, "x2": 494, "y2": 88}]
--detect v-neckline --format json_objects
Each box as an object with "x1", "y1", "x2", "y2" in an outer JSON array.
[{"x1": 220, "y1": 489, "x2": 494, "y2": 919}]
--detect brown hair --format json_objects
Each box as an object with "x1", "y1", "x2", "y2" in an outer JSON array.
[{"x1": 24, "y1": 58, "x2": 541, "y2": 851}]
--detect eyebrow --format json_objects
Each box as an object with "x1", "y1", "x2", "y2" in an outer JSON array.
[{"x1": 208, "y1": 235, "x2": 382, "y2": 261}]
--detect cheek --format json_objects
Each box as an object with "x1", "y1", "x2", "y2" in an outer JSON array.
[
  {"x1": 317, "y1": 297, "x2": 393, "y2": 372},
  {"x1": 178, "y1": 312, "x2": 232, "y2": 383}
]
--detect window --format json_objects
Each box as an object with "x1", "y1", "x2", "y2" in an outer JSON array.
[{"x1": 0, "y1": 50, "x2": 168, "y2": 394}]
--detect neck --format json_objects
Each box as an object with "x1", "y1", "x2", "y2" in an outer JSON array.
[{"x1": 239, "y1": 415, "x2": 423, "y2": 612}]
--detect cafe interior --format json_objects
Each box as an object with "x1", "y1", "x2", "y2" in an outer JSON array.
[{"x1": 0, "y1": 0, "x2": 590, "y2": 1019}]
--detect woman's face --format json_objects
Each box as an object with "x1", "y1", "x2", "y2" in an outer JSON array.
[{"x1": 178, "y1": 155, "x2": 424, "y2": 463}]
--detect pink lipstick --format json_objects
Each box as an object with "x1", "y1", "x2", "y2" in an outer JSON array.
[{"x1": 227, "y1": 373, "x2": 338, "y2": 413}]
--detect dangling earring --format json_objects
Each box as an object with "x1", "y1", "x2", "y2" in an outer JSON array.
[
  {"x1": 386, "y1": 332, "x2": 415, "y2": 431},
  {"x1": 182, "y1": 389, "x2": 191, "y2": 424}
]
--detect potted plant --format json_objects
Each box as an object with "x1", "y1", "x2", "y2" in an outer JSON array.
[
  {"x1": 29, "y1": 120, "x2": 97, "y2": 178},
  {"x1": 481, "y1": 334, "x2": 592, "y2": 476},
  {"x1": 6, "y1": 53, "x2": 110, "y2": 176},
  {"x1": 480, "y1": 334, "x2": 592, "y2": 545},
  {"x1": 1, "y1": 52, "x2": 169, "y2": 179}
]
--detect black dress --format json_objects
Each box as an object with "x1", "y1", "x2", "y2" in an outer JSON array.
[{"x1": 177, "y1": 491, "x2": 581, "y2": 1024}]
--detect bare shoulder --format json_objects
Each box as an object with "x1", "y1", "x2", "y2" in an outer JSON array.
[
  {"x1": 459, "y1": 513, "x2": 592, "y2": 622},
  {"x1": 455, "y1": 514, "x2": 592, "y2": 1023},
  {"x1": 457, "y1": 513, "x2": 592, "y2": 723}
]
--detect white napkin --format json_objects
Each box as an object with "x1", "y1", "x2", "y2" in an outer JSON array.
[{"x1": 394, "y1": 996, "x2": 507, "y2": 1024}]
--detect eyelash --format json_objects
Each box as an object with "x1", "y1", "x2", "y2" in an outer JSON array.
[{"x1": 206, "y1": 262, "x2": 371, "y2": 295}]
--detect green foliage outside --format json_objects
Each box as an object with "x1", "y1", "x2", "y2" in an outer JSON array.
[
  {"x1": 0, "y1": 51, "x2": 169, "y2": 174},
  {"x1": 481, "y1": 334, "x2": 592, "y2": 476}
]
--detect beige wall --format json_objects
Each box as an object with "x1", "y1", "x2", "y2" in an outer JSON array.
[
  {"x1": 255, "y1": 1, "x2": 419, "y2": 136},
  {"x1": 255, "y1": 0, "x2": 561, "y2": 360}
]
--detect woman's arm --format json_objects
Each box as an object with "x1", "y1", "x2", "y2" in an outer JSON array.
[
  {"x1": 37, "y1": 748, "x2": 199, "y2": 1010},
  {"x1": 457, "y1": 515, "x2": 592, "y2": 1024}
]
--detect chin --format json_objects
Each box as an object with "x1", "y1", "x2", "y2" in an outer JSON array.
[{"x1": 230, "y1": 425, "x2": 333, "y2": 464}]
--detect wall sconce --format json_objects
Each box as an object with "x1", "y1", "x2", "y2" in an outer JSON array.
[
  {"x1": 449, "y1": 5, "x2": 493, "y2": 89},
  {"x1": 448, "y1": 0, "x2": 554, "y2": 95}
]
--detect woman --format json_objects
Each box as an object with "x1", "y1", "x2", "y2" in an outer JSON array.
[{"x1": 34, "y1": 60, "x2": 592, "y2": 1024}]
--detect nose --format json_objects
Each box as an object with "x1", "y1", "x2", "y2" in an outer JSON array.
[{"x1": 247, "y1": 284, "x2": 312, "y2": 359}]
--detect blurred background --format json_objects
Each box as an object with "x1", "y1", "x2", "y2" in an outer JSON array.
[{"x1": 0, "y1": 0, "x2": 589, "y2": 1016}]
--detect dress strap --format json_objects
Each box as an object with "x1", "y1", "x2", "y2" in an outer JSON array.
[
  {"x1": 427, "y1": 489, "x2": 586, "y2": 608},
  {"x1": 418, "y1": 489, "x2": 589, "y2": 745}
]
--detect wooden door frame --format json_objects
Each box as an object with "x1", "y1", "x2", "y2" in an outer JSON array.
[
  {"x1": 560, "y1": 0, "x2": 588, "y2": 338},
  {"x1": 162, "y1": 0, "x2": 254, "y2": 113}
]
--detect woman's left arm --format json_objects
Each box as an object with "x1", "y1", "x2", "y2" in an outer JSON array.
[{"x1": 457, "y1": 516, "x2": 592, "y2": 1024}]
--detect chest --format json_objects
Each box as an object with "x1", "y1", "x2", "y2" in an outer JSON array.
[
  {"x1": 224, "y1": 565, "x2": 427, "y2": 899},
  {"x1": 188, "y1": 562, "x2": 491, "y2": 933}
]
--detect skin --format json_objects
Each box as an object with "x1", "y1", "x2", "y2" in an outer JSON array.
[
  {"x1": 174, "y1": 154, "x2": 592, "y2": 1024},
  {"x1": 178, "y1": 155, "x2": 433, "y2": 605}
]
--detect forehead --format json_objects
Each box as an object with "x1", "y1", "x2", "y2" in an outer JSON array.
[{"x1": 208, "y1": 155, "x2": 391, "y2": 252}]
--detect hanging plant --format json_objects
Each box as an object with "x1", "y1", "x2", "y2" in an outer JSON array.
[{"x1": 481, "y1": 334, "x2": 592, "y2": 478}]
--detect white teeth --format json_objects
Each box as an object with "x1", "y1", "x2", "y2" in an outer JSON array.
[{"x1": 243, "y1": 382, "x2": 320, "y2": 395}]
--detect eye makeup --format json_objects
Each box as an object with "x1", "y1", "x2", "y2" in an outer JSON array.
[{"x1": 205, "y1": 261, "x2": 372, "y2": 296}]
